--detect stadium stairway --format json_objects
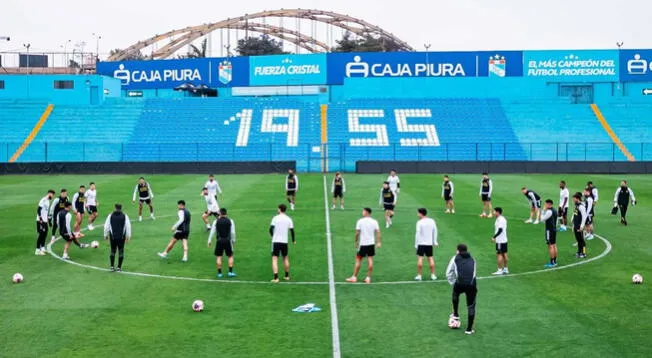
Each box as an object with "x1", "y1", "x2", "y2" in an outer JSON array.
[
  {"x1": 20, "y1": 102, "x2": 144, "y2": 162},
  {"x1": 0, "y1": 100, "x2": 53, "y2": 162},
  {"x1": 595, "y1": 101, "x2": 652, "y2": 161},
  {"x1": 501, "y1": 100, "x2": 626, "y2": 161}
]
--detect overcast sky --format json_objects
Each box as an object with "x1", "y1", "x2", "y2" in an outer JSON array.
[{"x1": 1, "y1": 0, "x2": 650, "y2": 56}]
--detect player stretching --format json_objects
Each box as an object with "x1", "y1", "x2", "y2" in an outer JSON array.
[
  {"x1": 35, "y1": 190, "x2": 55, "y2": 255},
  {"x1": 414, "y1": 208, "x2": 438, "y2": 281},
  {"x1": 572, "y1": 193, "x2": 588, "y2": 258},
  {"x1": 158, "y1": 200, "x2": 191, "y2": 262},
  {"x1": 204, "y1": 174, "x2": 223, "y2": 200},
  {"x1": 269, "y1": 204, "x2": 295, "y2": 283},
  {"x1": 132, "y1": 177, "x2": 155, "y2": 221},
  {"x1": 58, "y1": 202, "x2": 89, "y2": 260},
  {"x1": 346, "y1": 207, "x2": 381, "y2": 284},
  {"x1": 72, "y1": 185, "x2": 87, "y2": 237},
  {"x1": 208, "y1": 208, "x2": 236, "y2": 278},
  {"x1": 558, "y1": 181, "x2": 570, "y2": 231},
  {"x1": 491, "y1": 207, "x2": 509, "y2": 275},
  {"x1": 540, "y1": 199, "x2": 558, "y2": 268},
  {"x1": 583, "y1": 188, "x2": 595, "y2": 241},
  {"x1": 442, "y1": 175, "x2": 455, "y2": 214},
  {"x1": 49, "y1": 189, "x2": 70, "y2": 243},
  {"x1": 331, "y1": 172, "x2": 346, "y2": 210},
  {"x1": 285, "y1": 170, "x2": 299, "y2": 211},
  {"x1": 379, "y1": 181, "x2": 397, "y2": 228},
  {"x1": 201, "y1": 187, "x2": 220, "y2": 230},
  {"x1": 446, "y1": 244, "x2": 478, "y2": 335},
  {"x1": 613, "y1": 180, "x2": 636, "y2": 225},
  {"x1": 479, "y1": 173, "x2": 493, "y2": 218},
  {"x1": 521, "y1": 187, "x2": 541, "y2": 224},
  {"x1": 86, "y1": 182, "x2": 99, "y2": 231}
]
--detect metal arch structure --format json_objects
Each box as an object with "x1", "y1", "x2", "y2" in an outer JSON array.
[{"x1": 108, "y1": 9, "x2": 414, "y2": 61}]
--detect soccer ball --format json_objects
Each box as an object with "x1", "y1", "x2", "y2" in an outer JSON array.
[
  {"x1": 192, "y1": 300, "x2": 204, "y2": 312},
  {"x1": 448, "y1": 317, "x2": 461, "y2": 329},
  {"x1": 91, "y1": 241, "x2": 100, "y2": 249},
  {"x1": 632, "y1": 274, "x2": 643, "y2": 284},
  {"x1": 12, "y1": 273, "x2": 23, "y2": 283}
]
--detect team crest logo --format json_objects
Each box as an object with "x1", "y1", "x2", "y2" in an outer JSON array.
[
  {"x1": 219, "y1": 60, "x2": 233, "y2": 84},
  {"x1": 489, "y1": 55, "x2": 506, "y2": 77}
]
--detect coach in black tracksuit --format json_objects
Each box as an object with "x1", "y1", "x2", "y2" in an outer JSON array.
[
  {"x1": 103, "y1": 204, "x2": 132, "y2": 272},
  {"x1": 613, "y1": 181, "x2": 636, "y2": 225},
  {"x1": 446, "y1": 244, "x2": 478, "y2": 334}
]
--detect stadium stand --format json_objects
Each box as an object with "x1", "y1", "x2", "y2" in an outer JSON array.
[{"x1": 2, "y1": 96, "x2": 649, "y2": 168}]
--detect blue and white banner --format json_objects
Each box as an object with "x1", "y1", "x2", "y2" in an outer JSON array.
[
  {"x1": 97, "y1": 57, "x2": 249, "y2": 89},
  {"x1": 524, "y1": 50, "x2": 619, "y2": 81},
  {"x1": 476, "y1": 51, "x2": 523, "y2": 78},
  {"x1": 327, "y1": 52, "x2": 477, "y2": 85},
  {"x1": 619, "y1": 49, "x2": 652, "y2": 82},
  {"x1": 249, "y1": 54, "x2": 327, "y2": 86}
]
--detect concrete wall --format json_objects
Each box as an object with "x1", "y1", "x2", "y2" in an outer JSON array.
[{"x1": 0, "y1": 75, "x2": 121, "y2": 104}]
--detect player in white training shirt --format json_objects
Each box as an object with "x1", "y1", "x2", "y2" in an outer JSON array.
[
  {"x1": 269, "y1": 204, "x2": 295, "y2": 283},
  {"x1": 491, "y1": 207, "x2": 509, "y2": 275},
  {"x1": 203, "y1": 174, "x2": 222, "y2": 199},
  {"x1": 35, "y1": 190, "x2": 55, "y2": 255},
  {"x1": 201, "y1": 187, "x2": 220, "y2": 230},
  {"x1": 558, "y1": 180, "x2": 570, "y2": 231},
  {"x1": 85, "y1": 182, "x2": 99, "y2": 231},
  {"x1": 386, "y1": 169, "x2": 400, "y2": 195},
  {"x1": 414, "y1": 208, "x2": 439, "y2": 281},
  {"x1": 346, "y1": 208, "x2": 381, "y2": 284}
]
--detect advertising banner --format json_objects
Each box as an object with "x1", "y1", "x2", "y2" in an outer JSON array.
[
  {"x1": 619, "y1": 49, "x2": 652, "y2": 82},
  {"x1": 249, "y1": 54, "x2": 327, "y2": 86},
  {"x1": 524, "y1": 50, "x2": 619, "y2": 81},
  {"x1": 327, "y1": 51, "x2": 477, "y2": 85},
  {"x1": 97, "y1": 57, "x2": 249, "y2": 89}
]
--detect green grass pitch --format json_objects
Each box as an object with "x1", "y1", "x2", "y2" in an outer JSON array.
[{"x1": 1, "y1": 173, "x2": 651, "y2": 358}]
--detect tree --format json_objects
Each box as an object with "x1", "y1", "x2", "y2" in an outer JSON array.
[
  {"x1": 236, "y1": 35, "x2": 287, "y2": 57},
  {"x1": 108, "y1": 48, "x2": 146, "y2": 61},
  {"x1": 332, "y1": 32, "x2": 404, "y2": 53},
  {"x1": 186, "y1": 38, "x2": 208, "y2": 58}
]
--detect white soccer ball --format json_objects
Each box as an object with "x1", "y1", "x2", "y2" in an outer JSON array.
[
  {"x1": 192, "y1": 300, "x2": 205, "y2": 312},
  {"x1": 448, "y1": 317, "x2": 461, "y2": 329},
  {"x1": 91, "y1": 241, "x2": 100, "y2": 249},
  {"x1": 12, "y1": 273, "x2": 23, "y2": 283},
  {"x1": 632, "y1": 273, "x2": 643, "y2": 284}
]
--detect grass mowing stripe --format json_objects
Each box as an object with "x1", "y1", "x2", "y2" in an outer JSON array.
[{"x1": 323, "y1": 175, "x2": 342, "y2": 358}]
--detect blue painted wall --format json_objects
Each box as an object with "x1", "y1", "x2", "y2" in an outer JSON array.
[{"x1": 0, "y1": 75, "x2": 120, "y2": 104}]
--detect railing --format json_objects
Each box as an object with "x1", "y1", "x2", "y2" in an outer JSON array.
[{"x1": 2, "y1": 142, "x2": 651, "y2": 171}]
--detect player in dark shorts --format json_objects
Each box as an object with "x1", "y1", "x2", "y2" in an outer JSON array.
[
  {"x1": 158, "y1": 200, "x2": 191, "y2": 262},
  {"x1": 285, "y1": 169, "x2": 299, "y2": 211},
  {"x1": 479, "y1": 173, "x2": 493, "y2": 218},
  {"x1": 379, "y1": 181, "x2": 397, "y2": 228},
  {"x1": 331, "y1": 172, "x2": 346, "y2": 210},
  {"x1": 132, "y1": 177, "x2": 155, "y2": 221},
  {"x1": 208, "y1": 208, "x2": 236, "y2": 278},
  {"x1": 521, "y1": 187, "x2": 542, "y2": 224},
  {"x1": 442, "y1": 175, "x2": 455, "y2": 214},
  {"x1": 58, "y1": 202, "x2": 89, "y2": 260},
  {"x1": 72, "y1": 185, "x2": 86, "y2": 237},
  {"x1": 540, "y1": 199, "x2": 558, "y2": 268},
  {"x1": 49, "y1": 189, "x2": 70, "y2": 243}
]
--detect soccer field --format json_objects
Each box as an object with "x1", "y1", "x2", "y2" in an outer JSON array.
[{"x1": 1, "y1": 173, "x2": 651, "y2": 358}]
